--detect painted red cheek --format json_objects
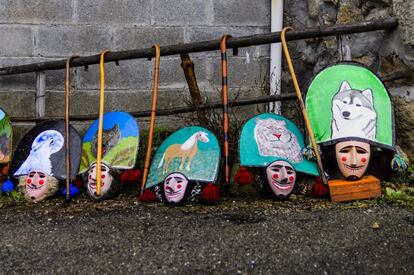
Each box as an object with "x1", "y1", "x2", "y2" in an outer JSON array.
[
  {"x1": 26, "y1": 178, "x2": 32, "y2": 184},
  {"x1": 272, "y1": 174, "x2": 279, "y2": 179},
  {"x1": 177, "y1": 184, "x2": 182, "y2": 189},
  {"x1": 101, "y1": 175, "x2": 106, "y2": 179},
  {"x1": 361, "y1": 157, "x2": 367, "y2": 163},
  {"x1": 39, "y1": 180, "x2": 44, "y2": 185},
  {"x1": 289, "y1": 176, "x2": 294, "y2": 182},
  {"x1": 341, "y1": 156, "x2": 347, "y2": 161},
  {"x1": 89, "y1": 175, "x2": 92, "y2": 179}
]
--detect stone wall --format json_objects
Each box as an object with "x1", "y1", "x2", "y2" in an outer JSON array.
[
  {"x1": 0, "y1": 0, "x2": 270, "y2": 142},
  {"x1": 283, "y1": 0, "x2": 414, "y2": 161}
]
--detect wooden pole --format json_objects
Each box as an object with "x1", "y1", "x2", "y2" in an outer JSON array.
[
  {"x1": 140, "y1": 45, "x2": 161, "y2": 194},
  {"x1": 65, "y1": 56, "x2": 79, "y2": 200},
  {"x1": 0, "y1": 18, "x2": 398, "y2": 76},
  {"x1": 96, "y1": 50, "x2": 110, "y2": 197},
  {"x1": 281, "y1": 27, "x2": 328, "y2": 185},
  {"x1": 220, "y1": 35, "x2": 232, "y2": 186}
]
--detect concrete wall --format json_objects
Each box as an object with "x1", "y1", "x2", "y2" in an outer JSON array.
[{"x1": 0, "y1": 0, "x2": 271, "y2": 141}]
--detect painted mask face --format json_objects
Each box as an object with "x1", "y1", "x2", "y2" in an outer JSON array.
[
  {"x1": 266, "y1": 160, "x2": 296, "y2": 198},
  {"x1": 163, "y1": 173, "x2": 188, "y2": 203},
  {"x1": 26, "y1": 170, "x2": 48, "y2": 201},
  {"x1": 335, "y1": 140, "x2": 370, "y2": 180},
  {"x1": 87, "y1": 163, "x2": 113, "y2": 197}
]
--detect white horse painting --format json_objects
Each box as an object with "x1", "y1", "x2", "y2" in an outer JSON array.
[{"x1": 158, "y1": 131, "x2": 209, "y2": 174}]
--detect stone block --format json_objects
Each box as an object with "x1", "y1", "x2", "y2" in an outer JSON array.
[
  {"x1": 76, "y1": 0, "x2": 150, "y2": 24},
  {"x1": 0, "y1": 26, "x2": 33, "y2": 57},
  {"x1": 44, "y1": 88, "x2": 188, "y2": 117},
  {"x1": 187, "y1": 26, "x2": 270, "y2": 57},
  {"x1": 36, "y1": 26, "x2": 113, "y2": 57},
  {"x1": 113, "y1": 26, "x2": 185, "y2": 51},
  {"x1": 0, "y1": 90, "x2": 35, "y2": 118},
  {"x1": 213, "y1": 0, "x2": 270, "y2": 26},
  {"x1": 76, "y1": 59, "x2": 150, "y2": 90},
  {"x1": 0, "y1": 58, "x2": 38, "y2": 90},
  {"x1": 154, "y1": 57, "x2": 207, "y2": 87},
  {"x1": 152, "y1": 0, "x2": 210, "y2": 26},
  {"x1": 210, "y1": 56, "x2": 270, "y2": 89},
  {"x1": 393, "y1": 0, "x2": 414, "y2": 46},
  {"x1": 0, "y1": 0, "x2": 73, "y2": 24}
]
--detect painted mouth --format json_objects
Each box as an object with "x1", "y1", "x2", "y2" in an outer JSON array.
[
  {"x1": 165, "y1": 189, "x2": 181, "y2": 197},
  {"x1": 272, "y1": 181, "x2": 292, "y2": 190},
  {"x1": 89, "y1": 182, "x2": 104, "y2": 189},
  {"x1": 344, "y1": 164, "x2": 364, "y2": 171}
]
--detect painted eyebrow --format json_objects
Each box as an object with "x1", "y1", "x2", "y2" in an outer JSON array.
[
  {"x1": 174, "y1": 177, "x2": 184, "y2": 181},
  {"x1": 285, "y1": 166, "x2": 294, "y2": 172},
  {"x1": 271, "y1": 165, "x2": 283, "y2": 169}
]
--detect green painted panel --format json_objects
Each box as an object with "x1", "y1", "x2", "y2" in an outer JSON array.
[
  {"x1": 305, "y1": 63, "x2": 393, "y2": 149},
  {"x1": 146, "y1": 126, "x2": 220, "y2": 189}
]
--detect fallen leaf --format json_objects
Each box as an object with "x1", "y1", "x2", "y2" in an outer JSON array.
[{"x1": 372, "y1": 222, "x2": 380, "y2": 229}]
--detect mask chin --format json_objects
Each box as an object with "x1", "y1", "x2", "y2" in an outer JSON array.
[{"x1": 335, "y1": 140, "x2": 371, "y2": 180}]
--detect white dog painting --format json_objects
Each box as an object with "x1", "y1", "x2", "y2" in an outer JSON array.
[{"x1": 331, "y1": 81, "x2": 377, "y2": 141}]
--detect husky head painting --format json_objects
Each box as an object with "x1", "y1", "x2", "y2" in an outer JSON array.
[{"x1": 331, "y1": 81, "x2": 377, "y2": 141}]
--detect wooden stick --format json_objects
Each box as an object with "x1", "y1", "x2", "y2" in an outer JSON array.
[
  {"x1": 96, "y1": 50, "x2": 110, "y2": 196},
  {"x1": 140, "y1": 45, "x2": 161, "y2": 194},
  {"x1": 180, "y1": 53, "x2": 209, "y2": 126},
  {"x1": 281, "y1": 27, "x2": 328, "y2": 185},
  {"x1": 65, "y1": 55, "x2": 79, "y2": 200},
  {"x1": 220, "y1": 35, "x2": 232, "y2": 186},
  {"x1": 0, "y1": 18, "x2": 398, "y2": 76}
]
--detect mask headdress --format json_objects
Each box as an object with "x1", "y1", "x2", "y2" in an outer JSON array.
[
  {"x1": 79, "y1": 111, "x2": 139, "y2": 200},
  {"x1": 305, "y1": 62, "x2": 400, "y2": 180},
  {"x1": 10, "y1": 121, "x2": 82, "y2": 202},
  {"x1": 144, "y1": 126, "x2": 220, "y2": 206},
  {"x1": 239, "y1": 113, "x2": 319, "y2": 199}
]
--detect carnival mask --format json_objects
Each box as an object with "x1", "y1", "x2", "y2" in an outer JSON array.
[
  {"x1": 335, "y1": 140, "x2": 370, "y2": 180},
  {"x1": 87, "y1": 162, "x2": 113, "y2": 197},
  {"x1": 163, "y1": 173, "x2": 188, "y2": 203},
  {"x1": 266, "y1": 160, "x2": 296, "y2": 198},
  {"x1": 25, "y1": 170, "x2": 48, "y2": 201}
]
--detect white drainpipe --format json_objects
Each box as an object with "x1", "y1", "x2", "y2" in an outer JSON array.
[{"x1": 269, "y1": 0, "x2": 283, "y2": 113}]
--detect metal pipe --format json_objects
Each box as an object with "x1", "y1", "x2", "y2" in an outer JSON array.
[{"x1": 0, "y1": 18, "x2": 398, "y2": 76}]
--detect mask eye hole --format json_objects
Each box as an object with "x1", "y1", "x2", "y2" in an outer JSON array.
[
  {"x1": 356, "y1": 147, "x2": 368, "y2": 154},
  {"x1": 339, "y1": 147, "x2": 352, "y2": 153},
  {"x1": 343, "y1": 100, "x2": 348, "y2": 104},
  {"x1": 356, "y1": 104, "x2": 361, "y2": 107},
  {"x1": 38, "y1": 173, "x2": 46, "y2": 178}
]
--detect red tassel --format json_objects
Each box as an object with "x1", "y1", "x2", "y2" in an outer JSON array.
[
  {"x1": 138, "y1": 189, "x2": 158, "y2": 203},
  {"x1": 74, "y1": 175, "x2": 83, "y2": 188},
  {"x1": 312, "y1": 177, "x2": 328, "y2": 197},
  {"x1": 234, "y1": 167, "x2": 253, "y2": 185},
  {"x1": 201, "y1": 183, "x2": 220, "y2": 202},
  {"x1": 120, "y1": 169, "x2": 142, "y2": 184}
]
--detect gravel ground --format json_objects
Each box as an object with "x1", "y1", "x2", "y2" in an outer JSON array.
[{"x1": 0, "y1": 197, "x2": 413, "y2": 274}]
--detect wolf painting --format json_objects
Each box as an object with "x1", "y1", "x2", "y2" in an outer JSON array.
[{"x1": 331, "y1": 81, "x2": 377, "y2": 141}]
